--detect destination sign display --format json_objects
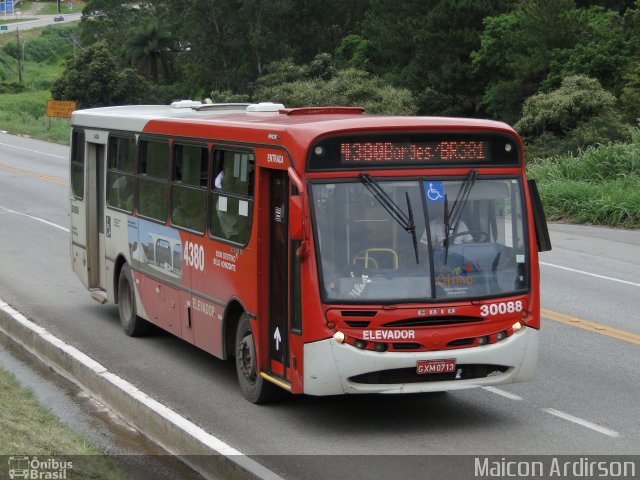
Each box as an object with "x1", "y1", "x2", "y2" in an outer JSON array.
[
  {"x1": 308, "y1": 133, "x2": 520, "y2": 171},
  {"x1": 340, "y1": 140, "x2": 488, "y2": 164}
]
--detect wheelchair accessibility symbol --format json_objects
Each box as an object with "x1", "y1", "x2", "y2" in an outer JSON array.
[{"x1": 425, "y1": 182, "x2": 445, "y2": 202}]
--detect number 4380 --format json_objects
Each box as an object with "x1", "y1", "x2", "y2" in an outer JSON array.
[{"x1": 183, "y1": 241, "x2": 205, "y2": 271}]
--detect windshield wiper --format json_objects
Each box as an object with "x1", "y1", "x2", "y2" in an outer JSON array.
[
  {"x1": 443, "y1": 169, "x2": 477, "y2": 263},
  {"x1": 360, "y1": 174, "x2": 419, "y2": 264}
]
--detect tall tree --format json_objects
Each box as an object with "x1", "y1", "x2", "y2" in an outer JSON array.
[
  {"x1": 575, "y1": 0, "x2": 636, "y2": 13},
  {"x1": 176, "y1": 0, "x2": 368, "y2": 94},
  {"x1": 620, "y1": 63, "x2": 640, "y2": 122},
  {"x1": 52, "y1": 41, "x2": 149, "y2": 108},
  {"x1": 515, "y1": 75, "x2": 628, "y2": 154},
  {"x1": 126, "y1": 18, "x2": 177, "y2": 83},
  {"x1": 360, "y1": 0, "x2": 513, "y2": 116},
  {"x1": 544, "y1": 7, "x2": 635, "y2": 94},
  {"x1": 79, "y1": 0, "x2": 140, "y2": 54},
  {"x1": 472, "y1": 0, "x2": 584, "y2": 122}
]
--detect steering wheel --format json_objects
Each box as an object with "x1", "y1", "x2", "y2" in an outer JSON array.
[{"x1": 448, "y1": 231, "x2": 490, "y2": 243}]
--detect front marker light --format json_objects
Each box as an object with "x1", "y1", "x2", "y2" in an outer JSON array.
[{"x1": 333, "y1": 331, "x2": 345, "y2": 343}]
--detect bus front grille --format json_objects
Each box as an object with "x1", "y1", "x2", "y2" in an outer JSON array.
[
  {"x1": 383, "y1": 316, "x2": 483, "y2": 328},
  {"x1": 348, "y1": 364, "x2": 509, "y2": 385}
]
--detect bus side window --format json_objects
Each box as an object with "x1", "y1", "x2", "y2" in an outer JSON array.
[
  {"x1": 138, "y1": 139, "x2": 169, "y2": 222},
  {"x1": 70, "y1": 130, "x2": 85, "y2": 200},
  {"x1": 171, "y1": 143, "x2": 208, "y2": 233},
  {"x1": 210, "y1": 150, "x2": 255, "y2": 245},
  {"x1": 106, "y1": 135, "x2": 136, "y2": 213}
]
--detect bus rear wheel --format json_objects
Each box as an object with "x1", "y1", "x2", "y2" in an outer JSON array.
[
  {"x1": 118, "y1": 264, "x2": 150, "y2": 337},
  {"x1": 235, "y1": 314, "x2": 281, "y2": 403}
]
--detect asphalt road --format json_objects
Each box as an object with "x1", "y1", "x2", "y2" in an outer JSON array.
[
  {"x1": 1, "y1": 132, "x2": 639, "y2": 478},
  {"x1": 0, "y1": 12, "x2": 82, "y2": 33}
]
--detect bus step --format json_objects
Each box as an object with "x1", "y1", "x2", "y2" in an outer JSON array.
[
  {"x1": 89, "y1": 289, "x2": 108, "y2": 304},
  {"x1": 260, "y1": 372, "x2": 292, "y2": 391}
]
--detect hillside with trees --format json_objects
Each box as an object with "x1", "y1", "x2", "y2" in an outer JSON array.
[
  {"x1": 2, "y1": 0, "x2": 638, "y2": 226},
  {"x1": 49, "y1": 0, "x2": 640, "y2": 158}
]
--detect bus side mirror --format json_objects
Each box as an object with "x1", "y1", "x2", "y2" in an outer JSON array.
[
  {"x1": 290, "y1": 195, "x2": 304, "y2": 241},
  {"x1": 528, "y1": 179, "x2": 552, "y2": 252}
]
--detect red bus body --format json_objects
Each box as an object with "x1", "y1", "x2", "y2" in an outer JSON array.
[{"x1": 70, "y1": 102, "x2": 546, "y2": 401}]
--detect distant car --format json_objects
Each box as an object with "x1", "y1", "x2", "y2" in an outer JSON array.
[{"x1": 53, "y1": 15, "x2": 64, "y2": 21}]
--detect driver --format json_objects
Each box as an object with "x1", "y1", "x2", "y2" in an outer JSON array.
[{"x1": 421, "y1": 208, "x2": 473, "y2": 246}]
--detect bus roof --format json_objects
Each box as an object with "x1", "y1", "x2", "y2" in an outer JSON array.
[{"x1": 71, "y1": 102, "x2": 518, "y2": 144}]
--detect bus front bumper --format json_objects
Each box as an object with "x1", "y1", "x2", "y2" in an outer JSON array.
[{"x1": 303, "y1": 327, "x2": 538, "y2": 396}]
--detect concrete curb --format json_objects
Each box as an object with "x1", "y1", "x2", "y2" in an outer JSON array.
[{"x1": 0, "y1": 298, "x2": 283, "y2": 480}]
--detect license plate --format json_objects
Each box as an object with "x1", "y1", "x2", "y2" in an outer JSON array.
[{"x1": 416, "y1": 359, "x2": 456, "y2": 375}]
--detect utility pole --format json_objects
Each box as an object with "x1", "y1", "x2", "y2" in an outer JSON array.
[
  {"x1": 57, "y1": 0, "x2": 61, "y2": 14},
  {"x1": 16, "y1": 27, "x2": 22, "y2": 83}
]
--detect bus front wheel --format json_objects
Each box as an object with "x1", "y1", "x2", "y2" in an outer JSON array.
[
  {"x1": 235, "y1": 314, "x2": 281, "y2": 403},
  {"x1": 118, "y1": 264, "x2": 150, "y2": 337}
]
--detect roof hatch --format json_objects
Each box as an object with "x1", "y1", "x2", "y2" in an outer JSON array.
[{"x1": 279, "y1": 106, "x2": 365, "y2": 116}]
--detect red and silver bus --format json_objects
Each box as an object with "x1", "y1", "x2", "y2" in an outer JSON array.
[{"x1": 69, "y1": 101, "x2": 551, "y2": 403}]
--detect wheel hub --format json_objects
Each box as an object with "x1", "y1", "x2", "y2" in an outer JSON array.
[{"x1": 238, "y1": 333, "x2": 257, "y2": 382}]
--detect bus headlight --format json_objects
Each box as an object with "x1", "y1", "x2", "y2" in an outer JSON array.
[{"x1": 333, "y1": 331, "x2": 345, "y2": 343}]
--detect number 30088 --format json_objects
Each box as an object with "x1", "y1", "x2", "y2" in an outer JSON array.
[{"x1": 480, "y1": 300, "x2": 523, "y2": 317}]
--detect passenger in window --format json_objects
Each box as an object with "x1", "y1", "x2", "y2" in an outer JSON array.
[
  {"x1": 214, "y1": 160, "x2": 240, "y2": 240},
  {"x1": 110, "y1": 175, "x2": 133, "y2": 211},
  {"x1": 214, "y1": 170, "x2": 224, "y2": 189},
  {"x1": 212, "y1": 153, "x2": 253, "y2": 243}
]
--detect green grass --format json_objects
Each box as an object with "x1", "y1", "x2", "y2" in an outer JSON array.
[
  {"x1": 0, "y1": 89, "x2": 70, "y2": 143},
  {"x1": 1, "y1": 24, "x2": 74, "y2": 143},
  {"x1": 29, "y1": 1, "x2": 84, "y2": 15},
  {"x1": 0, "y1": 26, "x2": 40, "y2": 48},
  {"x1": 527, "y1": 132, "x2": 640, "y2": 228},
  {"x1": 16, "y1": 0, "x2": 33, "y2": 11},
  {"x1": 0, "y1": 367, "x2": 123, "y2": 478}
]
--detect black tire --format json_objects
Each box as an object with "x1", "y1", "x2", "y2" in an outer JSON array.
[
  {"x1": 235, "y1": 314, "x2": 281, "y2": 403},
  {"x1": 118, "y1": 264, "x2": 150, "y2": 337}
]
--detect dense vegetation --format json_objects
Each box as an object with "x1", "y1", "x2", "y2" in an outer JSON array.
[
  {"x1": 47, "y1": 0, "x2": 640, "y2": 156},
  {"x1": 0, "y1": 25, "x2": 75, "y2": 141},
  {"x1": 528, "y1": 132, "x2": 640, "y2": 227},
  {"x1": 0, "y1": 0, "x2": 639, "y2": 227}
]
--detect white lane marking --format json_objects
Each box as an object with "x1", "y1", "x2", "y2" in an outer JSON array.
[
  {"x1": 540, "y1": 261, "x2": 640, "y2": 288},
  {"x1": 0, "y1": 296, "x2": 284, "y2": 480},
  {"x1": 0, "y1": 205, "x2": 69, "y2": 233},
  {"x1": 482, "y1": 386, "x2": 523, "y2": 401},
  {"x1": 0, "y1": 141, "x2": 66, "y2": 159},
  {"x1": 542, "y1": 408, "x2": 620, "y2": 438}
]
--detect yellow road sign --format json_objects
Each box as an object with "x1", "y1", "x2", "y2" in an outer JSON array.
[{"x1": 46, "y1": 100, "x2": 77, "y2": 118}]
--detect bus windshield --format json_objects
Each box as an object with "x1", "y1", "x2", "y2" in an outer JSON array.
[{"x1": 311, "y1": 177, "x2": 528, "y2": 303}]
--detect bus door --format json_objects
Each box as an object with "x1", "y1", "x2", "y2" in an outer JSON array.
[
  {"x1": 267, "y1": 170, "x2": 290, "y2": 380},
  {"x1": 85, "y1": 131, "x2": 108, "y2": 292},
  {"x1": 70, "y1": 130, "x2": 89, "y2": 288}
]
